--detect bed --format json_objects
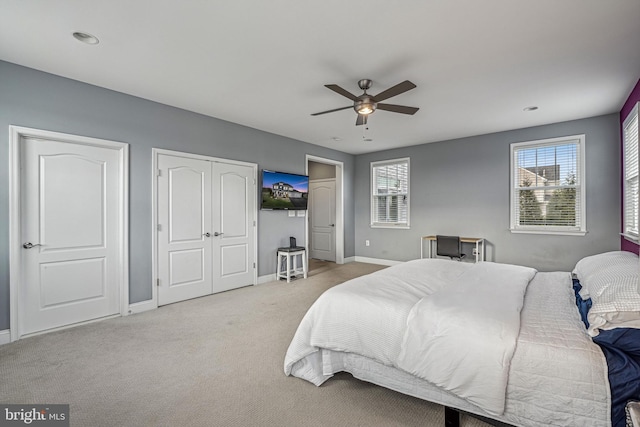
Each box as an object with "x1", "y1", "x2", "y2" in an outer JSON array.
[{"x1": 284, "y1": 253, "x2": 640, "y2": 427}]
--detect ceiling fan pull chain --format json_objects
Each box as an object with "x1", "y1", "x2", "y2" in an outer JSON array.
[{"x1": 362, "y1": 122, "x2": 372, "y2": 142}]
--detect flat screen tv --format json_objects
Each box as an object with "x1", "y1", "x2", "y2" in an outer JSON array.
[{"x1": 261, "y1": 170, "x2": 309, "y2": 210}]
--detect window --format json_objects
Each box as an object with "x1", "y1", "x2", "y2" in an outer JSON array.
[
  {"x1": 623, "y1": 102, "x2": 639, "y2": 240},
  {"x1": 371, "y1": 158, "x2": 410, "y2": 228},
  {"x1": 510, "y1": 135, "x2": 586, "y2": 235}
]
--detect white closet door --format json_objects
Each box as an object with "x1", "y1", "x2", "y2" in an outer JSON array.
[
  {"x1": 157, "y1": 154, "x2": 213, "y2": 305},
  {"x1": 212, "y1": 162, "x2": 256, "y2": 293}
]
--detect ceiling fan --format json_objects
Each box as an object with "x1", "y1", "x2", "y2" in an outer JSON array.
[{"x1": 311, "y1": 79, "x2": 419, "y2": 126}]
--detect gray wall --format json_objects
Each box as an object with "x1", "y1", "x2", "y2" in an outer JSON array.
[
  {"x1": 0, "y1": 61, "x2": 356, "y2": 329},
  {"x1": 355, "y1": 114, "x2": 621, "y2": 271}
]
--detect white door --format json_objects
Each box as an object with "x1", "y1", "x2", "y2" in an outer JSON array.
[
  {"x1": 20, "y1": 137, "x2": 123, "y2": 336},
  {"x1": 157, "y1": 154, "x2": 213, "y2": 305},
  {"x1": 309, "y1": 180, "x2": 336, "y2": 261},
  {"x1": 212, "y1": 162, "x2": 256, "y2": 293},
  {"x1": 156, "y1": 151, "x2": 256, "y2": 305}
]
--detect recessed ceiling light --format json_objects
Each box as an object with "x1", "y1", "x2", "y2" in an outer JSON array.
[
  {"x1": 331, "y1": 137, "x2": 342, "y2": 141},
  {"x1": 72, "y1": 32, "x2": 99, "y2": 45},
  {"x1": 523, "y1": 106, "x2": 539, "y2": 112}
]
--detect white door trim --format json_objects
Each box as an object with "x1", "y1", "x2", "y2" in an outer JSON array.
[
  {"x1": 305, "y1": 155, "x2": 344, "y2": 264},
  {"x1": 9, "y1": 126, "x2": 129, "y2": 342},
  {"x1": 151, "y1": 148, "x2": 258, "y2": 307}
]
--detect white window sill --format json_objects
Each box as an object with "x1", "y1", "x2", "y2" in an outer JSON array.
[
  {"x1": 621, "y1": 233, "x2": 639, "y2": 243},
  {"x1": 510, "y1": 228, "x2": 587, "y2": 236},
  {"x1": 370, "y1": 224, "x2": 410, "y2": 230}
]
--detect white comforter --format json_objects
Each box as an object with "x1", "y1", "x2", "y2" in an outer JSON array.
[
  {"x1": 397, "y1": 262, "x2": 535, "y2": 414},
  {"x1": 284, "y1": 259, "x2": 535, "y2": 415}
]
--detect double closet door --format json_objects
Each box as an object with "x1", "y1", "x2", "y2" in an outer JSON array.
[{"x1": 156, "y1": 151, "x2": 256, "y2": 306}]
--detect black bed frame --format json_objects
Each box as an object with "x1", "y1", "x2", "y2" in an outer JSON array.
[
  {"x1": 445, "y1": 407, "x2": 515, "y2": 427},
  {"x1": 445, "y1": 407, "x2": 460, "y2": 427}
]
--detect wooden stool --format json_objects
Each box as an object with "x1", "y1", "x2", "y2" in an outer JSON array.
[{"x1": 277, "y1": 247, "x2": 307, "y2": 283}]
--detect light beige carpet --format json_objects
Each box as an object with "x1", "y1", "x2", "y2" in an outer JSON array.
[{"x1": 0, "y1": 262, "x2": 490, "y2": 427}]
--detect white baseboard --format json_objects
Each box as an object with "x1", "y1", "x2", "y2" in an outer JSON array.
[
  {"x1": 0, "y1": 329, "x2": 11, "y2": 345},
  {"x1": 353, "y1": 256, "x2": 403, "y2": 266},
  {"x1": 128, "y1": 299, "x2": 157, "y2": 315},
  {"x1": 342, "y1": 256, "x2": 356, "y2": 264},
  {"x1": 257, "y1": 274, "x2": 276, "y2": 285}
]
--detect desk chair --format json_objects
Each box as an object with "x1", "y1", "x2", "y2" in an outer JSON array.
[{"x1": 436, "y1": 235, "x2": 466, "y2": 261}]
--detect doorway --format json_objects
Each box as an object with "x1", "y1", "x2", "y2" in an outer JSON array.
[
  {"x1": 153, "y1": 149, "x2": 257, "y2": 306},
  {"x1": 9, "y1": 126, "x2": 129, "y2": 341},
  {"x1": 306, "y1": 155, "x2": 344, "y2": 269}
]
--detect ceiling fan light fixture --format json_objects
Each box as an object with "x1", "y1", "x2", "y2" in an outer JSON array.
[
  {"x1": 357, "y1": 105, "x2": 374, "y2": 115},
  {"x1": 355, "y1": 98, "x2": 376, "y2": 115}
]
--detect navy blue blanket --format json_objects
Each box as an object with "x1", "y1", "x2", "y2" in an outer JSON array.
[
  {"x1": 573, "y1": 279, "x2": 640, "y2": 427},
  {"x1": 572, "y1": 278, "x2": 592, "y2": 328}
]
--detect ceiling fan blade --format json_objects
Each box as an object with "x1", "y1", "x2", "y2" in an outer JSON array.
[
  {"x1": 355, "y1": 114, "x2": 368, "y2": 126},
  {"x1": 376, "y1": 103, "x2": 420, "y2": 115},
  {"x1": 325, "y1": 84, "x2": 359, "y2": 101},
  {"x1": 310, "y1": 106, "x2": 352, "y2": 116},
  {"x1": 372, "y1": 80, "x2": 416, "y2": 102}
]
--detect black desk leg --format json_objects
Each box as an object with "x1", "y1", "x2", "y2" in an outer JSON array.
[{"x1": 444, "y1": 406, "x2": 460, "y2": 427}]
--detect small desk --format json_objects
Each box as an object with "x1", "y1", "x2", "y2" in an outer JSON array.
[
  {"x1": 420, "y1": 236, "x2": 485, "y2": 263},
  {"x1": 276, "y1": 247, "x2": 308, "y2": 283}
]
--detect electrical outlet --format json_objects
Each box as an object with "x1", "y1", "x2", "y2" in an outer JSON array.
[
  {"x1": 365, "y1": 240, "x2": 370, "y2": 247},
  {"x1": 472, "y1": 248, "x2": 478, "y2": 256}
]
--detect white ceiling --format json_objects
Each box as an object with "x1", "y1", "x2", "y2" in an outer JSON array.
[{"x1": 1, "y1": 1, "x2": 639, "y2": 155}]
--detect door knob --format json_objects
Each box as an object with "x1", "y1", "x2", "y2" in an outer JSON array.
[
  {"x1": 23, "y1": 242, "x2": 43, "y2": 249},
  {"x1": 203, "y1": 232, "x2": 211, "y2": 237},
  {"x1": 329, "y1": 224, "x2": 335, "y2": 227},
  {"x1": 213, "y1": 232, "x2": 224, "y2": 237}
]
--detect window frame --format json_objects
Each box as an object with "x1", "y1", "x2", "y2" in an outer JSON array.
[
  {"x1": 370, "y1": 157, "x2": 410, "y2": 229},
  {"x1": 622, "y1": 102, "x2": 639, "y2": 242},
  {"x1": 509, "y1": 134, "x2": 586, "y2": 235}
]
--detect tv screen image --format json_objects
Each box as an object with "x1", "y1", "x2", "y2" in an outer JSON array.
[{"x1": 261, "y1": 170, "x2": 309, "y2": 210}]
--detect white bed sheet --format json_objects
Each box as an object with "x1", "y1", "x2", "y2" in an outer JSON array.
[{"x1": 285, "y1": 262, "x2": 610, "y2": 427}]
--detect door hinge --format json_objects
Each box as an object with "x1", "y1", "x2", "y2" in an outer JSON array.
[
  {"x1": 157, "y1": 278, "x2": 160, "y2": 287},
  {"x1": 253, "y1": 262, "x2": 256, "y2": 268},
  {"x1": 253, "y1": 220, "x2": 256, "y2": 227},
  {"x1": 157, "y1": 169, "x2": 162, "y2": 177},
  {"x1": 157, "y1": 224, "x2": 162, "y2": 231}
]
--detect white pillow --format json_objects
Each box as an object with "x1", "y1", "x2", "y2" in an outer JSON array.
[
  {"x1": 572, "y1": 251, "x2": 638, "y2": 300},
  {"x1": 573, "y1": 251, "x2": 640, "y2": 336}
]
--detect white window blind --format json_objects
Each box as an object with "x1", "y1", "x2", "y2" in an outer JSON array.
[
  {"x1": 510, "y1": 135, "x2": 586, "y2": 234},
  {"x1": 623, "y1": 103, "x2": 639, "y2": 239},
  {"x1": 371, "y1": 158, "x2": 410, "y2": 227}
]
